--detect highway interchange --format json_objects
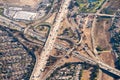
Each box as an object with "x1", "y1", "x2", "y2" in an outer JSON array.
[
  {"x1": 0, "y1": 0, "x2": 120, "y2": 80},
  {"x1": 30, "y1": 0, "x2": 72, "y2": 80}
]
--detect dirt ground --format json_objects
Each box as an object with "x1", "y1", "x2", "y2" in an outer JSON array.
[
  {"x1": 93, "y1": 17, "x2": 116, "y2": 80},
  {"x1": 100, "y1": 0, "x2": 120, "y2": 14},
  {"x1": 81, "y1": 69, "x2": 91, "y2": 80},
  {"x1": 45, "y1": 13, "x2": 57, "y2": 24},
  {"x1": 83, "y1": 27, "x2": 93, "y2": 50},
  {"x1": 65, "y1": 56, "x2": 82, "y2": 63},
  {"x1": 99, "y1": 52, "x2": 116, "y2": 80},
  {"x1": 0, "y1": 0, "x2": 41, "y2": 8},
  {"x1": 94, "y1": 17, "x2": 112, "y2": 51}
]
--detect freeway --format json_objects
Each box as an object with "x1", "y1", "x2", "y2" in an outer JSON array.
[
  {"x1": 0, "y1": 15, "x2": 49, "y2": 43},
  {"x1": 72, "y1": 51, "x2": 120, "y2": 77},
  {"x1": 0, "y1": 15, "x2": 25, "y2": 31},
  {"x1": 72, "y1": 51, "x2": 97, "y2": 65},
  {"x1": 90, "y1": 1, "x2": 113, "y2": 79},
  {"x1": 41, "y1": 47, "x2": 75, "y2": 80},
  {"x1": 41, "y1": 33, "x2": 83, "y2": 80},
  {"x1": 81, "y1": 43, "x2": 97, "y2": 60},
  {"x1": 41, "y1": 36, "x2": 82, "y2": 80},
  {"x1": 30, "y1": 0, "x2": 72, "y2": 80},
  {"x1": 0, "y1": 0, "x2": 119, "y2": 79},
  {"x1": 25, "y1": 29, "x2": 46, "y2": 42}
]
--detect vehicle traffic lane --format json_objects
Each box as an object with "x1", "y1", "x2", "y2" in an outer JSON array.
[{"x1": 30, "y1": 0, "x2": 72, "y2": 80}]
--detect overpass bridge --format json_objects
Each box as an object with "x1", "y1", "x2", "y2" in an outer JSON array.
[
  {"x1": 72, "y1": 51, "x2": 97, "y2": 65},
  {"x1": 30, "y1": 0, "x2": 72, "y2": 79},
  {"x1": 72, "y1": 51, "x2": 120, "y2": 77},
  {"x1": 98, "y1": 61, "x2": 120, "y2": 77}
]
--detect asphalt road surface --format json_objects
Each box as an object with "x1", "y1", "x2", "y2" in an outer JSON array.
[{"x1": 30, "y1": 0, "x2": 72, "y2": 80}]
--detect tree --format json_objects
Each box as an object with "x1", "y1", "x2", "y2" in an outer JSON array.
[
  {"x1": 115, "y1": 57, "x2": 120, "y2": 70},
  {"x1": 96, "y1": 46, "x2": 103, "y2": 51}
]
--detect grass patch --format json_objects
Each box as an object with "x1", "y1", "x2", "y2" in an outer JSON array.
[
  {"x1": 76, "y1": 0, "x2": 105, "y2": 13},
  {"x1": 0, "y1": 8, "x2": 4, "y2": 15}
]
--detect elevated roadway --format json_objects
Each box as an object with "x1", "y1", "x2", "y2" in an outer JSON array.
[
  {"x1": 0, "y1": 15, "x2": 25, "y2": 31},
  {"x1": 30, "y1": 0, "x2": 72, "y2": 80},
  {"x1": 72, "y1": 51, "x2": 120, "y2": 77},
  {"x1": 40, "y1": 35, "x2": 82, "y2": 80},
  {"x1": 41, "y1": 37, "x2": 82, "y2": 80},
  {"x1": 41, "y1": 47, "x2": 75, "y2": 80}
]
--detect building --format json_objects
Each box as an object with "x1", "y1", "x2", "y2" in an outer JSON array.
[
  {"x1": 13, "y1": 11, "x2": 38, "y2": 20},
  {"x1": 3, "y1": 7, "x2": 46, "y2": 21}
]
